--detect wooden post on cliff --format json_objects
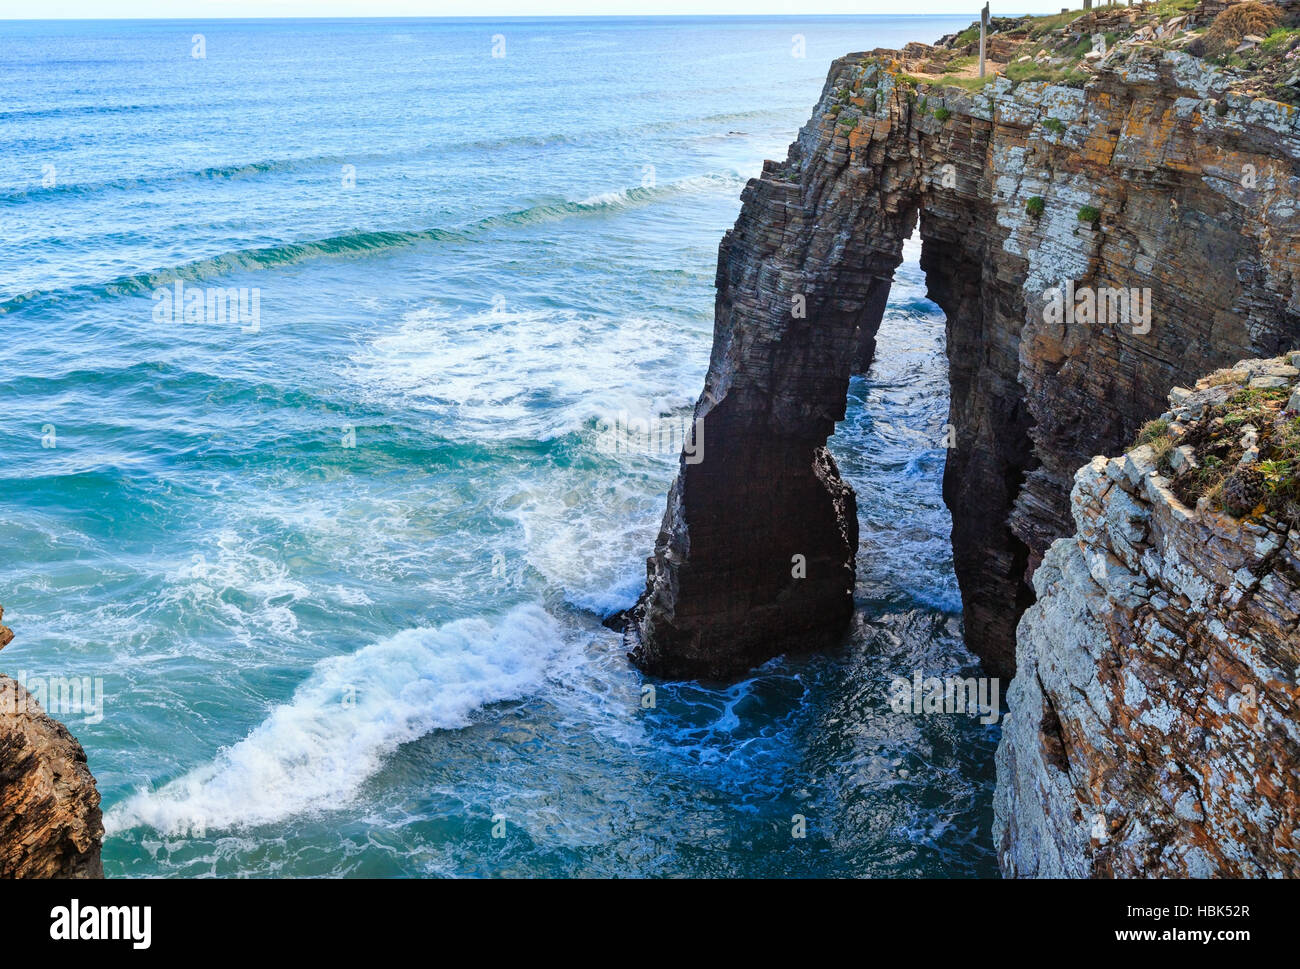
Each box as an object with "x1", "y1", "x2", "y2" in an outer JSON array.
[{"x1": 979, "y1": 2, "x2": 989, "y2": 77}]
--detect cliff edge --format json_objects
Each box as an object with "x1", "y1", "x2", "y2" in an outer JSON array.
[{"x1": 996, "y1": 354, "x2": 1300, "y2": 876}]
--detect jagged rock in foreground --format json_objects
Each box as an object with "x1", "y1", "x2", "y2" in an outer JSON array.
[
  {"x1": 995, "y1": 358, "x2": 1300, "y2": 877},
  {"x1": 0, "y1": 606, "x2": 104, "y2": 879},
  {"x1": 632, "y1": 9, "x2": 1300, "y2": 680}
]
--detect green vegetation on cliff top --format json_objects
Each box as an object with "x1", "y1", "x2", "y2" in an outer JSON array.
[
  {"x1": 883, "y1": 0, "x2": 1300, "y2": 104},
  {"x1": 1132, "y1": 362, "x2": 1300, "y2": 527}
]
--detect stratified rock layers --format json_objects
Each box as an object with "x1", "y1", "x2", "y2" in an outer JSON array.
[
  {"x1": 0, "y1": 607, "x2": 104, "y2": 879},
  {"x1": 633, "y1": 45, "x2": 1300, "y2": 680},
  {"x1": 995, "y1": 362, "x2": 1300, "y2": 876},
  {"x1": 629, "y1": 111, "x2": 912, "y2": 678}
]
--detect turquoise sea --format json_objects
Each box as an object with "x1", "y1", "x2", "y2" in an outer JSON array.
[{"x1": 0, "y1": 15, "x2": 1001, "y2": 877}]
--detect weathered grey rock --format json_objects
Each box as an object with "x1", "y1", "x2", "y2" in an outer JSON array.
[
  {"x1": 1170, "y1": 444, "x2": 1198, "y2": 475},
  {"x1": 995, "y1": 361, "x2": 1300, "y2": 877},
  {"x1": 1251, "y1": 375, "x2": 1291, "y2": 389}
]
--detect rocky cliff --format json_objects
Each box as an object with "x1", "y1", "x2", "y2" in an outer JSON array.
[
  {"x1": 996, "y1": 355, "x2": 1300, "y2": 876},
  {"x1": 630, "y1": 3, "x2": 1300, "y2": 680},
  {"x1": 0, "y1": 606, "x2": 104, "y2": 879}
]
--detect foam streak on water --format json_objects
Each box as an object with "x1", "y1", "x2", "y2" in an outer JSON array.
[{"x1": 107, "y1": 605, "x2": 563, "y2": 834}]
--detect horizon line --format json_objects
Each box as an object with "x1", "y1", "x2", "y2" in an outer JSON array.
[{"x1": 0, "y1": 12, "x2": 1031, "y2": 22}]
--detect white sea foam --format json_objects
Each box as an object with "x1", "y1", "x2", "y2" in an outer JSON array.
[
  {"x1": 506, "y1": 474, "x2": 660, "y2": 617},
  {"x1": 577, "y1": 172, "x2": 743, "y2": 210},
  {"x1": 160, "y1": 528, "x2": 313, "y2": 646},
  {"x1": 348, "y1": 305, "x2": 702, "y2": 442},
  {"x1": 578, "y1": 190, "x2": 630, "y2": 207},
  {"x1": 106, "y1": 603, "x2": 562, "y2": 834}
]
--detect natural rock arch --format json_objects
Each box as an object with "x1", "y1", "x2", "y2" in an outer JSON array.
[{"x1": 627, "y1": 49, "x2": 1300, "y2": 681}]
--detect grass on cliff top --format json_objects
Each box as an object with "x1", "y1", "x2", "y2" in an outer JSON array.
[
  {"x1": 1147, "y1": 0, "x2": 1199, "y2": 21},
  {"x1": 951, "y1": 0, "x2": 1201, "y2": 47},
  {"x1": 1008, "y1": 58, "x2": 1093, "y2": 87},
  {"x1": 1262, "y1": 27, "x2": 1300, "y2": 53},
  {"x1": 1019, "y1": 0, "x2": 1195, "y2": 38},
  {"x1": 1203, "y1": 1, "x2": 1283, "y2": 58},
  {"x1": 912, "y1": 0, "x2": 1260, "y2": 96},
  {"x1": 937, "y1": 57, "x2": 1092, "y2": 92},
  {"x1": 925, "y1": 27, "x2": 1095, "y2": 92},
  {"x1": 1135, "y1": 384, "x2": 1300, "y2": 526},
  {"x1": 939, "y1": 73, "x2": 997, "y2": 92},
  {"x1": 1025, "y1": 8, "x2": 1089, "y2": 36}
]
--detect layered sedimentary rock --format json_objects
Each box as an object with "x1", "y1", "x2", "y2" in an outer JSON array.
[
  {"x1": 632, "y1": 33, "x2": 1300, "y2": 680},
  {"x1": 995, "y1": 358, "x2": 1300, "y2": 877},
  {"x1": 627, "y1": 91, "x2": 913, "y2": 678},
  {"x1": 0, "y1": 606, "x2": 104, "y2": 879}
]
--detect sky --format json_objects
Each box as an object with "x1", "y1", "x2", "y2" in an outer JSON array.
[{"x1": 0, "y1": 1, "x2": 1040, "y2": 19}]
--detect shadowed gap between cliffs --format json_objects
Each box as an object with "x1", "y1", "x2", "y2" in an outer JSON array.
[
  {"x1": 626, "y1": 189, "x2": 1037, "y2": 681},
  {"x1": 848, "y1": 209, "x2": 1037, "y2": 680}
]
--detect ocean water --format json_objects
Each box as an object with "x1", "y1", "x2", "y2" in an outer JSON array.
[{"x1": 0, "y1": 16, "x2": 1000, "y2": 877}]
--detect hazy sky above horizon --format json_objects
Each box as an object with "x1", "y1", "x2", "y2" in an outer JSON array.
[{"x1": 0, "y1": 2, "x2": 1052, "y2": 19}]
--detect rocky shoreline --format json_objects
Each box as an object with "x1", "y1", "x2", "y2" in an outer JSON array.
[{"x1": 0, "y1": 607, "x2": 103, "y2": 878}]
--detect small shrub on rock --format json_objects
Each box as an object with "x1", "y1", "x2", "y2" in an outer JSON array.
[
  {"x1": 1204, "y1": 2, "x2": 1282, "y2": 59},
  {"x1": 1222, "y1": 467, "x2": 1267, "y2": 516}
]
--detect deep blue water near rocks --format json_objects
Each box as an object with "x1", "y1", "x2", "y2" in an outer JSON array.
[{"x1": 0, "y1": 15, "x2": 998, "y2": 876}]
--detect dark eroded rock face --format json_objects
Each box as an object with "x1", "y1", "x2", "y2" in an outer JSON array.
[
  {"x1": 633, "y1": 44, "x2": 1300, "y2": 680},
  {"x1": 628, "y1": 74, "x2": 918, "y2": 679},
  {"x1": 0, "y1": 607, "x2": 104, "y2": 879}
]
